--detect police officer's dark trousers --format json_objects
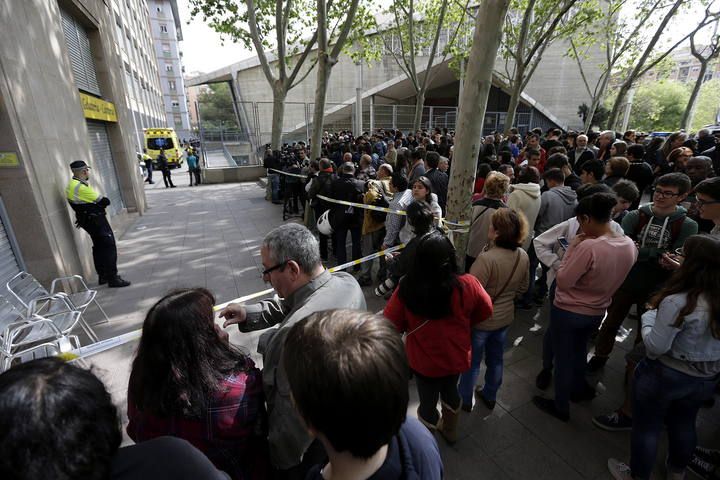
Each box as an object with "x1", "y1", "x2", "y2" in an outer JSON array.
[{"x1": 81, "y1": 215, "x2": 118, "y2": 280}]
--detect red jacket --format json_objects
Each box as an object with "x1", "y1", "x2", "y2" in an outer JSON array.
[{"x1": 384, "y1": 274, "x2": 493, "y2": 377}]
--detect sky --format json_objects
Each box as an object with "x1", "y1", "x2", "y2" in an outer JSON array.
[
  {"x1": 176, "y1": 0, "x2": 255, "y2": 76},
  {"x1": 176, "y1": 0, "x2": 717, "y2": 78}
]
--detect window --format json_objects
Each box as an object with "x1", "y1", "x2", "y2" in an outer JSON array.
[
  {"x1": 147, "y1": 137, "x2": 174, "y2": 150},
  {"x1": 174, "y1": 115, "x2": 183, "y2": 128},
  {"x1": 162, "y1": 43, "x2": 171, "y2": 56},
  {"x1": 165, "y1": 64, "x2": 173, "y2": 72},
  {"x1": 160, "y1": 24, "x2": 168, "y2": 33},
  {"x1": 171, "y1": 100, "x2": 180, "y2": 108},
  {"x1": 168, "y1": 80, "x2": 176, "y2": 90}
]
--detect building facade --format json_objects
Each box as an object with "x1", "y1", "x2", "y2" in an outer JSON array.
[
  {"x1": 110, "y1": 0, "x2": 167, "y2": 152},
  {"x1": 147, "y1": 0, "x2": 191, "y2": 141},
  {"x1": 644, "y1": 46, "x2": 720, "y2": 84},
  {"x1": 0, "y1": 0, "x2": 147, "y2": 287}
]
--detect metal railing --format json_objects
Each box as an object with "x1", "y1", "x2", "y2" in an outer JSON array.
[{"x1": 196, "y1": 100, "x2": 548, "y2": 166}]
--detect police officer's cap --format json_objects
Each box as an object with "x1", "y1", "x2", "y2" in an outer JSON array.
[{"x1": 69, "y1": 160, "x2": 90, "y2": 170}]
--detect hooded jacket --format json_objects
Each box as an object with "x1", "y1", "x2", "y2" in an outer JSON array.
[
  {"x1": 535, "y1": 186, "x2": 577, "y2": 235},
  {"x1": 621, "y1": 204, "x2": 697, "y2": 262},
  {"x1": 507, "y1": 183, "x2": 541, "y2": 249}
]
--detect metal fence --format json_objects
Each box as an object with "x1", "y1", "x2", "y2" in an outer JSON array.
[{"x1": 196, "y1": 99, "x2": 549, "y2": 166}]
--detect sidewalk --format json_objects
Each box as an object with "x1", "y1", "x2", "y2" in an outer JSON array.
[{"x1": 85, "y1": 180, "x2": 719, "y2": 479}]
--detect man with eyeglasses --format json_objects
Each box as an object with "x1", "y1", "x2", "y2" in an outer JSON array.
[
  {"x1": 587, "y1": 173, "x2": 698, "y2": 376},
  {"x1": 219, "y1": 223, "x2": 365, "y2": 479}
]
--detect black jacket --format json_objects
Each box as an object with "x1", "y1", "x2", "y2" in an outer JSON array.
[{"x1": 329, "y1": 174, "x2": 365, "y2": 230}]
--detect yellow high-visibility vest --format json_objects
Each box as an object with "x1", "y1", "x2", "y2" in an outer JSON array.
[{"x1": 66, "y1": 177, "x2": 101, "y2": 205}]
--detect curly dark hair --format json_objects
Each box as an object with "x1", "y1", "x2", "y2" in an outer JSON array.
[
  {"x1": 129, "y1": 288, "x2": 251, "y2": 417},
  {"x1": 0, "y1": 358, "x2": 121, "y2": 480}
]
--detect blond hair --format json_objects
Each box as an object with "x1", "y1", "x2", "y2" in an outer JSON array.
[{"x1": 483, "y1": 171, "x2": 510, "y2": 199}]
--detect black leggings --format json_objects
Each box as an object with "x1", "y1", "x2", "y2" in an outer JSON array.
[{"x1": 414, "y1": 371, "x2": 461, "y2": 425}]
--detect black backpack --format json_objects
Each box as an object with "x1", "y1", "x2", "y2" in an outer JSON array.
[{"x1": 370, "y1": 189, "x2": 390, "y2": 222}]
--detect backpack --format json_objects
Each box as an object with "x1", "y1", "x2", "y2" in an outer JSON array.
[
  {"x1": 633, "y1": 209, "x2": 685, "y2": 247},
  {"x1": 370, "y1": 187, "x2": 390, "y2": 222}
]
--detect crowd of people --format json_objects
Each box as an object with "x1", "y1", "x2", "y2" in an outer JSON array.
[{"x1": 3, "y1": 124, "x2": 720, "y2": 480}]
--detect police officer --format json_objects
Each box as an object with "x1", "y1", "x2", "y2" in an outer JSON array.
[{"x1": 65, "y1": 161, "x2": 130, "y2": 288}]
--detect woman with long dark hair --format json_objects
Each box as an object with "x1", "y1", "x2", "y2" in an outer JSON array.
[
  {"x1": 384, "y1": 233, "x2": 493, "y2": 444},
  {"x1": 608, "y1": 234, "x2": 720, "y2": 480},
  {"x1": 127, "y1": 288, "x2": 268, "y2": 480}
]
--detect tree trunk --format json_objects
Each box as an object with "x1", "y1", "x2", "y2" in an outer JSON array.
[
  {"x1": 310, "y1": 57, "x2": 331, "y2": 160},
  {"x1": 607, "y1": 80, "x2": 631, "y2": 131},
  {"x1": 270, "y1": 83, "x2": 287, "y2": 150},
  {"x1": 504, "y1": 84, "x2": 522, "y2": 135},
  {"x1": 503, "y1": 61, "x2": 525, "y2": 135},
  {"x1": 446, "y1": 0, "x2": 510, "y2": 269},
  {"x1": 413, "y1": 91, "x2": 426, "y2": 132},
  {"x1": 681, "y1": 61, "x2": 708, "y2": 131},
  {"x1": 584, "y1": 72, "x2": 611, "y2": 131}
]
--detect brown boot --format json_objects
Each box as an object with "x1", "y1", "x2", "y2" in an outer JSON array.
[
  {"x1": 416, "y1": 407, "x2": 440, "y2": 431},
  {"x1": 438, "y1": 402, "x2": 460, "y2": 444}
]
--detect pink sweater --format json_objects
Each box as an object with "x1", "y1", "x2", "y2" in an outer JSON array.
[{"x1": 554, "y1": 234, "x2": 637, "y2": 316}]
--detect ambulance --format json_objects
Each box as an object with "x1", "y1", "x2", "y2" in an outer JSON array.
[{"x1": 144, "y1": 128, "x2": 183, "y2": 168}]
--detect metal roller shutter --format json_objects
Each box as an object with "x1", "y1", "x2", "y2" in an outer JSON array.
[
  {"x1": 87, "y1": 121, "x2": 124, "y2": 216},
  {"x1": 0, "y1": 199, "x2": 22, "y2": 294},
  {"x1": 60, "y1": 9, "x2": 101, "y2": 96}
]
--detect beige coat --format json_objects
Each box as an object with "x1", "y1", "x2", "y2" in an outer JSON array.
[{"x1": 469, "y1": 246, "x2": 529, "y2": 331}]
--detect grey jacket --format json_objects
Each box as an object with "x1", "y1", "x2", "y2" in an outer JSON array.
[
  {"x1": 535, "y1": 186, "x2": 577, "y2": 235},
  {"x1": 642, "y1": 293, "x2": 720, "y2": 377},
  {"x1": 239, "y1": 270, "x2": 366, "y2": 468}
]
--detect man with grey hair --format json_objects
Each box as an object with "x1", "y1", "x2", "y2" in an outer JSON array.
[
  {"x1": 221, "y1": 223, "x2": 365, "y2": 477},
  {"x1": 568, "y1": 134, "x2": 597, "y2": 172},
  {"x1": 597, "y1": 130, "x2": 616, "y2": 162}
]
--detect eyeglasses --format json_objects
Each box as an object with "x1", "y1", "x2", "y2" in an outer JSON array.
[
  {"x1": 262, "y1": 261, "x2": 288, "y2": 276},
  {"x1": 653, "y1": 189, "x2": 680, "y2": 198},
  {"x1": 696, "y1": 198, "x2": 720, "y2": 207}
]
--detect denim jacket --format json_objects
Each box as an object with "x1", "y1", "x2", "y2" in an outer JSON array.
[{"x1": 641, "y1": 293, "x2": 720, "y2": 364}]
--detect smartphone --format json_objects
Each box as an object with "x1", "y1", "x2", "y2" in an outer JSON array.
[{"x1": 557, "y1": 236, "x2": 569, "y2": 251}]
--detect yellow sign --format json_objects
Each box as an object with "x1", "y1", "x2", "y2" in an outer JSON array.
[
  {"x1": 79, "y1": 92, "x2": 117, "y2": 122},
  {"x1": 0, "y1": 152, "x2": 19, "y2": 167}
]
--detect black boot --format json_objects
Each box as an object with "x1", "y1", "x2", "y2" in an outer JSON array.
[{"x1": 108, "y1": 276, "x2": 131, "y2": 288}]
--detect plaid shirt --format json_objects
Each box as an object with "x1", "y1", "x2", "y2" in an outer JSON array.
[{"x1": 127, "y1": 362, "x2": 269, "y2": 480}]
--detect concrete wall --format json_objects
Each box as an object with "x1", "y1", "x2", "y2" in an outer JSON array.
[
  {"x1": 235, "y1": 55, "x2": 431, "y2": 136},
  {"x1": 228, "y1": 38, "x2": 600, "y2": 133},
  {"x1": 0, "y1": 0, "x2": 146, "y2": 284},
  {"x1": 202, "y1": 166, "x2": 267, "y2": 184}
]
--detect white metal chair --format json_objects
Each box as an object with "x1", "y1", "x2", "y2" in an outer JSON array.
[
  {"x1": 6, "y1": 272, "x2": 100, "y2": 343},
  {"x1": 0, "y1": 295, "x2": 80, "y2": 372},
  {"x1": 50, "y1": 274, "x2": 110, "y2": 324}
]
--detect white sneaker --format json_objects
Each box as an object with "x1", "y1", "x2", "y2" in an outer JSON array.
[{"x1": 608, "y1": 458, "x2": 633, "y2": 480}]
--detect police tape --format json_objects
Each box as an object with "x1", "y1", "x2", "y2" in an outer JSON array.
[
  {"x1": 316, "y1": 194, "x2": 407, "y2": 215},
  {"x1": 212, "y1": 243, "x2": 406, "y2": 311},
  {"x1": 63, "y1": 244, "x2": 407, "y2": 359},
  {"x1": 268, "y1": 168, "x2": 308, "y2": 179}
]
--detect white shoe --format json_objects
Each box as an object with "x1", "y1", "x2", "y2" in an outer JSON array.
[{"x1": 608, "y1": 458, "x2": 633, "y2": 480}]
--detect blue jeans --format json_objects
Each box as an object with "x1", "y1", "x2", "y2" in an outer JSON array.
[
  {"x1": 458, "y1": 327, "x2": 509, "y2": 405},
  {"x1": 269, "y1": 173, "x2": 281, "y2": 202},
  {"x1": 630, "y1": 358, "x2": 719, "y2": 480},
  {"x1": 550, "y1": 305, "x2": 603, "y2": 414}
]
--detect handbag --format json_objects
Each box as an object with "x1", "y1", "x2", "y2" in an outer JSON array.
[{"x1": 490, "y1": 250, "x2": 521, "y2": 302}]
